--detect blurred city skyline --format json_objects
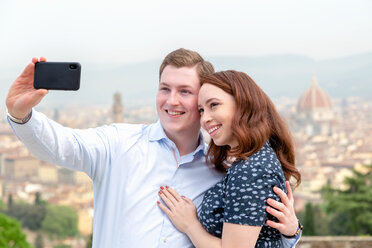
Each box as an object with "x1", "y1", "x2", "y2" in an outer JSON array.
[{"x1": 1, "y1": 52, "x2": 372, "y2": 111}]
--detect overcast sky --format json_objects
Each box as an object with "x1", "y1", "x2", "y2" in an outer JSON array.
[{"x1": 1, "y1": 0, "x2": 372, "y2": 66}]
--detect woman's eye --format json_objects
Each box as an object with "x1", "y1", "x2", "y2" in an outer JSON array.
[
  {"x1": 160, "y1": 87, "x2": 169, "y2": 91},
  {"x1": 210, "y1": 102, "x2": 219, "y2": 108},
  {"x1": 198, "y1": 108, "x2": 204, "y2": 114}
]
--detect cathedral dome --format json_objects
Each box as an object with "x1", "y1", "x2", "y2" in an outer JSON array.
[{"x1": 297, "y1": 76, "x2": 332, "y2": 112}]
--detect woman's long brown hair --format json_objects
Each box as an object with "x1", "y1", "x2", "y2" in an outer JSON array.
[{"x1": 201, "y1": 70, "x2": 301, "y2": 187}]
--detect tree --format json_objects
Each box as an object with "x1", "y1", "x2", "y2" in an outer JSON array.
[
  {"x1": 302, "y1": 203, "x2": 315, "y2": 235},
  {"x1": 7, "y1": 202, "x2": 46, "y2": 230},
  {"x1": 6, "y1": 192, "x2": 47, "y2": 230},
  {"x1": 0, "y1": 212, "x2": 31, "y2": 248},
  {"x1": 8, "y1": 194, "x2": 13, "y2": 209},
  {"x1": 86, "y1": 234, "x2": 92, "y2": 248},
  {"x1": 34, "y1": 233, "x2": 44, "y2": 248},
  {"x1": 0, "y1": 199, "x2": 5, "y2": 212},
  {"x1": 298, "y1": 203, "x2": 331, "y2": 236},
  {"x1": 35, "y1": 192, "x2": 42, "y2": 205},
  {"x1": 42, "y1": 205, "x2": 78, "y2": 239},
  {"x1": 322, "y1": 165, "x2": 372, "y2": 235},
  {"x1": 34, "y1": 192, "x2": 47, "y2": 206},
  {"x1": 53, "y1": 245, "x2": 71, "y2": 248}
]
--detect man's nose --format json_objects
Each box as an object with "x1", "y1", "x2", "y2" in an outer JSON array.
[{"x1": 167, "y1": 92, "x2": 180, "y2": 105}]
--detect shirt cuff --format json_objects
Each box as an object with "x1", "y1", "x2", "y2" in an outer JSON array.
[
  {"x1": 281, "y1": 229, "x2": 302, "y2": 248},
  {"x1": 7, "y1": 110, "x2": 32, "y2": 124}
]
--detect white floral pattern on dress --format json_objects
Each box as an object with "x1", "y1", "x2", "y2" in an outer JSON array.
[{"x1": 198, "y1": 141, "x2": 286, "y2": 247}]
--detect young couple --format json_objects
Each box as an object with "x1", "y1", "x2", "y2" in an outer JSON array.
[{"x1": 6, "y1": 48, "x2": 301, "y2": 247}]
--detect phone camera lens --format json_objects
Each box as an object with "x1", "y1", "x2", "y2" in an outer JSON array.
[{"x1": 69, "y1": 64, "x2": 77, "y2": 70}]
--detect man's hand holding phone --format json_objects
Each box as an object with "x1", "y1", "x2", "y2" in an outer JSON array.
[
  {"x1": 6, "y1": 57, "x2": 81, "y2": 122},
  {"x1": 6, "y1": 57, "x2": 49, "y2": 120}
]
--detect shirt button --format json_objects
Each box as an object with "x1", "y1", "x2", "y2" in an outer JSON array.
[{"x1": 163, "y1": 238, "x2": 167, "y2": 243}]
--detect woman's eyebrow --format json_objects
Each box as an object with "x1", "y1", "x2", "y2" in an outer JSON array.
[
  {"x1": 198, "y1": 98, "x2": 220, "y2": 108},
  {"x1": 205, "y1": 98, "x2": 220, "y2": 104}
]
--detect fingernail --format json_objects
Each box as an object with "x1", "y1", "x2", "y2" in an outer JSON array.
[
  {"x1": 157, "y1": 201, "x2": 160, "y2": 204},
  {"x1": 166, "y1": 186, "x2": 169, "y2": 189},
  {"x1": 181, "y1": 195, "x2": 185, "y2": 198},
  {"x1": 158, "y1": 190, "x2": 162, "y2": 194},
  {"x1": 160, "y1": 186, "x2": 164, "y2": 190}
]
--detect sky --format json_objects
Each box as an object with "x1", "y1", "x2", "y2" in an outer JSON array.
[{"x1": 1, "y1": 0, "x2": 372, "y2": 67}]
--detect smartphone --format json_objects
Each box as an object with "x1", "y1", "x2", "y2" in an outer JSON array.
[{"x1": 34, "y1": 62, "x2": 81, "y2": 90}]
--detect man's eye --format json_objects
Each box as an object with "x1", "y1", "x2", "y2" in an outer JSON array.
[
  {"x1": 181, "y1": 90, "x2": 191, "y2": 94},
  {"x1": 160, "y1": 87, "x2": 169, "y2": 91}
]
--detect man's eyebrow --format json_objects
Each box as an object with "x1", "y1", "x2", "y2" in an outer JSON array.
[{"x1": 159, "y1": 82, "x2": 194, "y2": 89}]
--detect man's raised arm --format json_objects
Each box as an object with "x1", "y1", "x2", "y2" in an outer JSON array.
[{"x1": 6, "y1": 58, "x2": 118, "y2": 180}]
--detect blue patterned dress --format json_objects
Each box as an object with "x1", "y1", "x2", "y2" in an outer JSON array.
[{"x1": 198, "y1": 141, "x2": 286, "y2": 247}]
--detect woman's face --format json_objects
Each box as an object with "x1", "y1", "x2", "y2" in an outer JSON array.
[{"x1": 198, "y1": 83, "x2": 238, "y2": 148}]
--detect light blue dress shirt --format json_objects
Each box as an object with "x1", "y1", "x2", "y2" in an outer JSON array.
[{"x1": 8, "y1": 109, "x2": 300, "y2": 247}]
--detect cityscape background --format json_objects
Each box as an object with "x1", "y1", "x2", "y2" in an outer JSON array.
[{"x1": 1, "y1": 0, "x2": 372, "y2": 247}]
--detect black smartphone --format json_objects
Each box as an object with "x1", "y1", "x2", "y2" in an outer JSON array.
[{"x1": 34, "y1": 62, "x2": 81, "y2": 90}]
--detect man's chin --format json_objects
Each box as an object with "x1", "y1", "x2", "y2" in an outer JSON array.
[{"x1": 163, "y1": 125, "x2": 185, "y2": 134}]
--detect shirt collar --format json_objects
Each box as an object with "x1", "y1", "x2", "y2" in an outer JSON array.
[
  {"x1": 149, "y1": 120, "x2": 207, "y2": 156},
  {"x1": 192, "y1": 133, "x2": 207, "y2": 157},
  {"x1": 149, "y1": 120, "x2": 168, "y2": 142}
]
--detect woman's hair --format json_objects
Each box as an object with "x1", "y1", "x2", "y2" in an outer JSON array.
[{"x1": 201, "y1": 70, "x2": 301, "y2": 187}]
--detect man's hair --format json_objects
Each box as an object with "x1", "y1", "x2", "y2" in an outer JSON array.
[{"x1": 159, "y1": 48, "x2": 215, "y2": 80}]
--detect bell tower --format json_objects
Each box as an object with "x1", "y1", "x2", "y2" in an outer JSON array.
[{"x1": 113, "y1": 92, "x2": 124, "y2": 123}]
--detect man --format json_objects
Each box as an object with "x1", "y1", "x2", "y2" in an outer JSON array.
[{"x1": 6, "y1": 48, "x2": 301, "y2": 247}]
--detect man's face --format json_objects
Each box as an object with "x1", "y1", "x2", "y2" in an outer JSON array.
[{"x1": 156, "y1": 65, "x2": 201, "y2": 139}]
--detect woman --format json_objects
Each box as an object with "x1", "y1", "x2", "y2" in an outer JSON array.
[{"x1": 157, "y1": 70, "x2": 301, "y2": 247}]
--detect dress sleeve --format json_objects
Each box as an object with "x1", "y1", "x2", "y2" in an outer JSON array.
[{"x1": 224, "y1": 156, "x2": 285, "y2": 226}]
